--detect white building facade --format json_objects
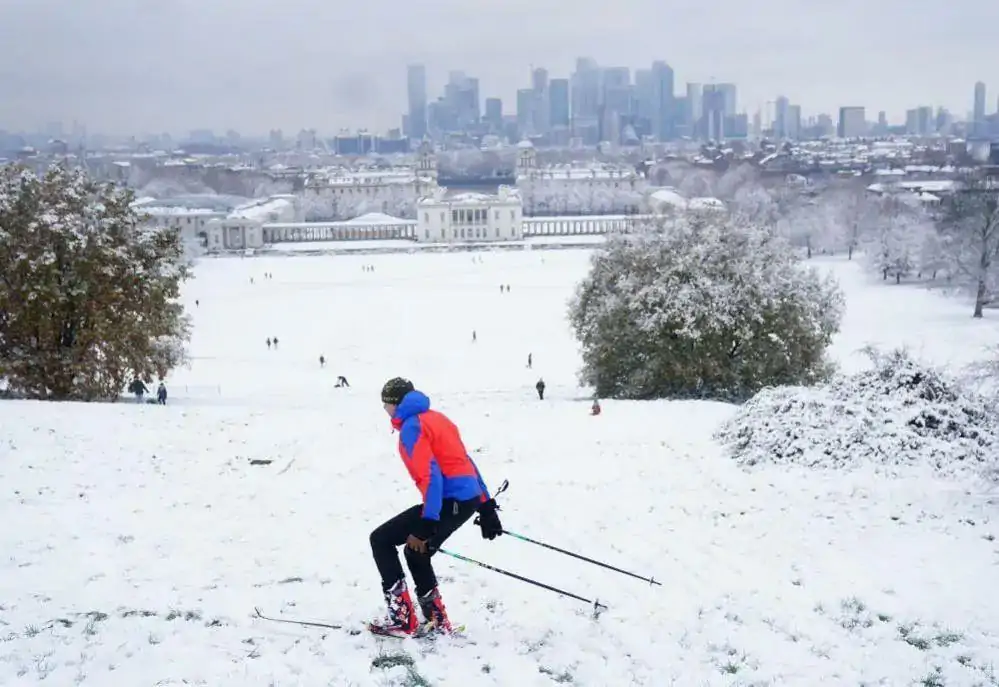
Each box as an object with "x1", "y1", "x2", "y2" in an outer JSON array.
[
  {"x1": 514, "y1": 140, "x2": 647, "y2": 215},
  {"x1": 204, "y1": 195, "x2": 298, "y2": 251},
  {"x1": 300, "y1": 140, "x2": 439, "y2": 221},
  {"x1": 415, "y1": 186, "x2": 523, "y2": 243}
]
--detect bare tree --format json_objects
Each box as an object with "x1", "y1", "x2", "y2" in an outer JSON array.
[
  {"x1": 832, "y1": 185, "x2": 881, "y2": 260},
  {"x1": 938, "y1": 176, "x2": 999, "y2": 318},
  {"x1": 862, "y1": 196, "x2": 933, "y2": 283}
]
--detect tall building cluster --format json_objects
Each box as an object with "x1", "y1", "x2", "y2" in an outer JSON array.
[
  {"x1": 404, "y1": 58, "x2": 746, "y2": 145},
  {"x1": 402, "y1": 61, "x2": 999, "y2": 145}
]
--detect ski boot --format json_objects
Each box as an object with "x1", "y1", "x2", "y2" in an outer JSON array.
[
  {"x1": 368, "y1": 579, "x2": 418, "y2": 637},
  {"x1": 417, "y1": 586, "x2": 453, "y2": 635}
]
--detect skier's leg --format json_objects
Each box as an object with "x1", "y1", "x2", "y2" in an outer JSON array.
[
  {"x1": 404, "y1": 498, "x2": 479, "y2": 631},
  {"x1": 369, "y1": 505, "x2": 424, "y2": 634},
  {"x1": 403, "y1": 498, "x2": 476, "y2": 595},
  {"x1": 369, "y1": 504, "x2": 423, "y2": 590}
]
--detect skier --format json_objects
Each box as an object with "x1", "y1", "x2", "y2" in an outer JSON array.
[
  {"x1": 368, "y1": 378, "x2": 503, "y2": 637},
  {"x1": 273, "y1": 336, "x2": 279, "y2": 349},
  {"x1": 319, "y1": 355, "x2": 325, "y2": 368},
  {"x1": 157, "y1": 382, "x2": 168, "y2": 405},
  {"x1": 266, "y1": 337, "x2": 271, "y2": 349},
  {"x1": 335, "y1": 375, "x2": 350, "y2": 388},
  {"x1": 536, "y1": 378, "x2": 545, "y2": 400}
]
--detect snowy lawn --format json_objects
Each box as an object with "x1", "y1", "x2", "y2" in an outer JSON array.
[{"x1": 1, "y1": 252, "x2": 998, "y2": 686}]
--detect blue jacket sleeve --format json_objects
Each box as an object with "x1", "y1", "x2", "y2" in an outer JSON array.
[{"x1": 468, "y1": 456, "x2": 490, "y2": 502}]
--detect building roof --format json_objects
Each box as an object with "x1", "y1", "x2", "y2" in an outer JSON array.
[
  {"x1": 344, "y1": 212, "x2": 408, "y2": 225},
  {"x1": 229, "y1": 196, "x2": 294, "y2": 221}
]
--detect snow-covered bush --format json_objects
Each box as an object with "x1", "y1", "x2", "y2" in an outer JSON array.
[
  {"x1": 568, "y1": 215, "x2": 845, "y2": 401},
  {"x1": 716, "y1": 348, "x2": 999, "y2": 481}
]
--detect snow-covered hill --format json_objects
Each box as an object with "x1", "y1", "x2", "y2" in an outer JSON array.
[{"x1": 1, "y1": 252, "x2": 998, "y2": 686}]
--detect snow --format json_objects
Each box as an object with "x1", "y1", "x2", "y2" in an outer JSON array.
[{"x1": 2, "y1": 254, "x2": 999, "y2": 685}]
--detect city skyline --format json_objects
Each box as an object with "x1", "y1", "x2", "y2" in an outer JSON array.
[{"x1": 1, "y1": 0, "x2": 997, "y2": 135}]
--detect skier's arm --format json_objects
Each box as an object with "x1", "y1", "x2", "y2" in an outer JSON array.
[
  {"x1": 468, "y1": 456, "x2": 490, "y2": 503},
  {"x1": 400, "y1": 423, "x2": 444, "y2": 528}
]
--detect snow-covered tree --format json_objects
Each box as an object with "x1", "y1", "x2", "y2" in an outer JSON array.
[
  {"x1": 829, "y1": 186, "x2": 881, "y2": 259},
  {"x1": 862, "y1": 197, "x2": 934, "y2": 283},
  {"x1": 937, "y1": 178, "x2": 999, "y2": 318},
  {"x1": 0, "y1": 164, "x2": 191, "y2": 400},
  {"x1": 714, "y1": 163, "x2": 758, "y2": 200},
  {"x1": 568, "y1": 214, "x2": 845, "y2": 401}
]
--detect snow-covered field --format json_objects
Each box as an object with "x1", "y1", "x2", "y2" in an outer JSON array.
[{"x1": 2, "y1": 252, "x2": 999, "y2": 686}]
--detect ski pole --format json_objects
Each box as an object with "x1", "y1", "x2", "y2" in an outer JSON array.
[
  {"x1": 502, "y1": 530, "x2": 661, "y2": 586},
  {"x1": 437, "y1": 548, "x2": 607, "y2": 616},
  {"x1": 487, "y1": 480, "x2": 659, "y2": 586}
]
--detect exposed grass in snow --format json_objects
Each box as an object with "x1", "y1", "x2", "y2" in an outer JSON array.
[{"x1": 1, "y1": 253, "x2": 999, "y2": 685}]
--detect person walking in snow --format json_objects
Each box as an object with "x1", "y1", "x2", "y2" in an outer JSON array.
[
  {"x1": 527, "y1": 353, "x2": 532, "y2": 369},
  {"x1": 128, "y1": 378, "x2": 149, "y2": 403},
  {"x1": 266, "y1": 337, "x2": 272, "y2": 349},
  {"x1": 471, "y1": 330, "x2": 477, "y2": 343},
  {"x1": 272, "y1": 336, "x2": 279, "y2": 348},
  {"x1": 535, "y1": 378, "x2": 545, "y2": 400},
  {"x1": 368, "y1": 378, "x2": 503, "y2": 637},
  {"x1": 156, "y1": 382, "x2": 168, "y2": 405},
  {"x1": 319, "y1": 355, "x2": 325, "y2": 368}
]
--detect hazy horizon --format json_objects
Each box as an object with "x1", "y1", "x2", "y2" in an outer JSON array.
[{"x1": 1, "y1": 0, "x2": 997, "y2": 136}]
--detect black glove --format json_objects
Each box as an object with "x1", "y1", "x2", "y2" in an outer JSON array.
[{"x1": 474, "y1": 498, "x2": 503, "y2": 540}]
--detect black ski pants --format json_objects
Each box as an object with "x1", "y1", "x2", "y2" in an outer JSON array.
[{"x1": 370, "y1": 498, "x2": 479, "y2": 597}]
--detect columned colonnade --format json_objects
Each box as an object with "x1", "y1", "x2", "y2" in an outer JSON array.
[{"x1": 262, "y1": 222, "x2": 417, "y2": 243}]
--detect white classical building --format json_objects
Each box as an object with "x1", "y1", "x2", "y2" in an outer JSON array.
[
  {"x1": 203, "y1": 195, "x2": 298, "y2": 251},
  {"x1": 415, "y1": 186, "x2": 523, "y2": 243},
  {"x1": 300, "y1": 139, "x2": 439, "y2": 221},
  {"x1": 514, "y1": 140, "x2": 647, "y2": 215},
  {"x1": 135, "y1": 205, "x2": 227, "y2": 245}
]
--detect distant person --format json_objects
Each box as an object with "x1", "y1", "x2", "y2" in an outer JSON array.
[
  {"x1": 320, "y1": 355, "x2": 326, "y2": 368},
  {"x1": 535, "y1": 378, "x2": 545, "y2": 400},
  {"x1": 128, "y1": 378, "x2": 149, "y2": 403},
  {"x1": 335, "y1": 375, "x2": 350, "y2": 388},
  {"x1": 472, "y1": 330, "x2": 477, "y2": 343},
  {"x1": 590, "y1": 398, "x2": 601, "y2": 416},
  {"x1": 273, "y1": 337, "x2": 279, "y2": 348},
  {"x1": 195, "y1": 299, "x2": 199, "y2": 307},
  {"x1": 266, "y1": 338, "x2": 272, "y2": 349},
  {"x1": 157, "y1": 382, "x2": 168, "y2": 405},
  {"x1": 527, "y1": 353, "x2": 532, "y2": 369}
]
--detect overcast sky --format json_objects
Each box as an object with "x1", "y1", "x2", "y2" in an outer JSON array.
[{"x1": 0, "y1": 0, "x2": 996, "y2": 136}]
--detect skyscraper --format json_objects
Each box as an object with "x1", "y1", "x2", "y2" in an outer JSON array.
[
  {"x1": 484, "y1": 98, "x2": 503, "y2": 132},
  {"x1": 549, "y1": 78, "x2": 570, "y2": 128},
  {"x1": 651, "y1": 61, "x2": 675, "y2": 141},
  {"x1": 774, "y1": 96, "x2": 790, "y2": 138},
  {"x1": 532, "y1": 67, "x2": 550, "y2": 134},
  {"x1": 972, "y1": 81, "x2": 985, "y2": 125},
  {"x1": 838, "y1": 107, "x2": 866, "y2": 138},
  {"x1": 407, "y1": 64, "x2": 427, "y2": 139}
]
